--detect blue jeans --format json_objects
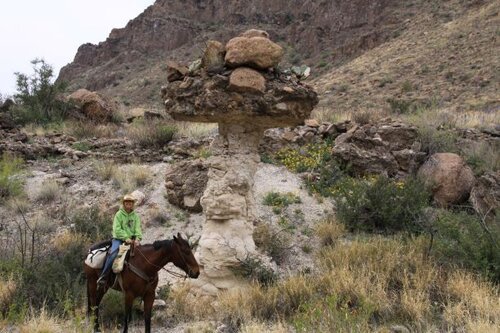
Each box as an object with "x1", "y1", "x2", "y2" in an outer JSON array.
[{"x1": 100, "y1": 239, "x2": 123, "y2": 277}]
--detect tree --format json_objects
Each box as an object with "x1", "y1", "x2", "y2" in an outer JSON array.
[{"x1": 13, "y1": 58, "x2": 70, "y2": 124}]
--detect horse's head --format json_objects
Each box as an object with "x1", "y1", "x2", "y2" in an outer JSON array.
[{"x1": 172, "y1": 233, "x2": 200, "y2": 278}]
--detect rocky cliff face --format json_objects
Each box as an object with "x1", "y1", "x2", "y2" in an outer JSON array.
[{"x1": 58, "y1": 0, "x2": 402, "y2": 106}]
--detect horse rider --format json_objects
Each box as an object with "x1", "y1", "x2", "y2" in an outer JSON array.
[{"x1": 97, "y1": 194, "x2": 143, "y2": 287}]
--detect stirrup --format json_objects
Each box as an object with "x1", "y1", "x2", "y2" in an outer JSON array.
[{"x1": 97, "y1": 275, "x2": 107, "y2": 287}]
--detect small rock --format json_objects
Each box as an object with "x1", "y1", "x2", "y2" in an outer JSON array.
[
  {"x1": 166, "y1": 60, "x2": 188, "y2": 82},
  {"x1": 304, "y1": 119, "x2": 320, "y2": 127},
  {"x1": 131, "y1": 190, "x2": 146, "y2": 206},
  {"x1": 228, "y1": 67, "x2": 266, "y2": 94}
]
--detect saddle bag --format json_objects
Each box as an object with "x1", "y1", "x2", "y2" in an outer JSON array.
[
  {"x1": 112, "y1": 244, "x2": 130, "y2": 273},
  {"x1": 84, "y1": 245, "x2": 110, "y2": 269}
]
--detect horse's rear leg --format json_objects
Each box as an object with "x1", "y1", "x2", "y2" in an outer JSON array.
[
  {"x1": 123, "y1": 292, "x2": 134, "y2": 333},
  {"x1": 87, "y1": 276, "x2": 106, "y2": 332},
  {"x1": 143, "y1": 290, "x2": 155, "y2": 333}
]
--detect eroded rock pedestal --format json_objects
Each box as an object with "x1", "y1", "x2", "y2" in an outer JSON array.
[{"x1": 162, "y1": 30, "x2": 318, "y2": 294}]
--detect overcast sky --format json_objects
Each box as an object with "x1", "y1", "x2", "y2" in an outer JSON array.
[{"x1": 0, "y1": 0, "x2": 155, "y2": 96}]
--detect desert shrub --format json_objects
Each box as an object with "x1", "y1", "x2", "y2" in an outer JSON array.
[
  {"x1": 387, "y1": 98, "x2": 414, "y2": 114},
  {"x1": 11, "y1": 58, "x2": 71, "y2": 124},
  {"x1": 233, "y1": 255, "x2": 278, "y2": 286},
  {"x1": 314, "y1": 218, "x2": 346, "y2": 247},
  {"x1": 432, "y1": 209, "x2": 500, "y2": 283},
  {"x1": 2, "y1": 230, "x2": 88, "y2": 317},
  {"x1": 462, "y1": 141, "x2": 499, "y2": 175},
  {"x1": 69, "y1": 205, "x2": 112, "y2": 241},
  {"x1": 99, "y1": 289, "x2": 141, "y2": 327},
  {"x1": 128, "y1": 119, "x2": 177, "y2": 147},
  {"x1": 276, "y1": 142, "x2": 332, "y2": 173},
  {"x1": 332, "y1": 176, "x2": 431, "y2": 234},
  {"x1": 0, "y1": 153, "x2": 24, "y2": 202},
  {"x1": 65, "y1": 120, "x2": 119, "y2": 139},
  {"x1": 417, "y1": 125, "x2": 459, "y2": 155},
  {"x1": 275, "y1": 142, "x2": 347, "y2": 197},
  {"x1": 92, "y1": 160, "x2": 118, "y2": 181},
  {"x1": 112, "y1": 164, "x2": 151, "y2": 193},
  {"x1": 71, "y1": 141, "x2": 92, "y2": 152},
  {"x1": 34, "y1": 180, "x2": 62, "y2": 203},
  {"x1": 254, "y1": 224, "x2": 292, "y2": 264},
  {"x1": 263, "y1": 192, "x2": 301, "y2": 214}
]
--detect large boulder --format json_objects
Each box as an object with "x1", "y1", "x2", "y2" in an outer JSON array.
[
  {"x1": 418, "y1": 153, "x2": 476, "y2": 207},
  {"x1": 470, "y1": 171, "x2": 499, "y2": 220},
  {"x1": 165, "y1": 159, "x2": 209, "y2": 212},
  {"x1": 225, "y1": 36, "x2": 284, "y2": 70},
  {"x1": 67, "y1": 89, "x2": 119, "y2": 123},
  {"x1": 332, "y1": 119, "x2": 426, "y2": 177}
]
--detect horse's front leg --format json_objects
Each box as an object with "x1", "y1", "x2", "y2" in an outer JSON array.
[
  {"x1": 143, "y1": 289, "x2": 155, "y2": 333},
  {"x1": 123, "y1": 291, "x2": 134, "y2": 333},
  {"x1": 87, "y1": 276, "x2": 105, "y2": 333}
]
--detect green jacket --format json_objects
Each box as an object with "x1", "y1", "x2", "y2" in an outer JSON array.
[{"x1": 112, "y1": 208, "x2": 142, "y2": 241}]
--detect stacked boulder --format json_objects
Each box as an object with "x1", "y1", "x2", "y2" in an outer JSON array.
[{"x1": 162, "y1": 29, "x2": 317, "y2": 128}]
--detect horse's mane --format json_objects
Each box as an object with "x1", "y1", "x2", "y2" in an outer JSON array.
[{"x1": 152, "y1": 239, "x2": 173, "y2": 251}]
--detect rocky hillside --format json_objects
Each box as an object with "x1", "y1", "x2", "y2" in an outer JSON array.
[{"x1": 58, "y1": 0, "x2": 417, "y2": 107}]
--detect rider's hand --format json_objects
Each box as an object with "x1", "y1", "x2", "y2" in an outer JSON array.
[{"x1": 134, "y1": 240, "x2": 140, "y2": 246}]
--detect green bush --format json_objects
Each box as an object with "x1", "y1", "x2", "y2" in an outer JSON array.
[
  {"x1": 263, "y1": 192, "x2": 301, "y2": 214},
  {"x1": 417, "y1": 125, "x2": 459, "y2": 155},
  {"x1": 433, "y1": 210, "x2": 500, "y2": 283},
  {"x1": 0, "y1": 153, "x2": 24, "y2": 202},
  {"x1": 12, "y1": 58, "x2": 71, "y2": 124},
  {"x1": 332, "y1": 176, "x2": 431, "y2": 234},
  {"x1": 128, "y1": 119, "x2": 177, "y2": 148},
  {"x1": 69, "y1": 205, "x2": 113, "y2": 241},
  {"x1": 233, "y1": 255, "x2": 278, "y2": 286},
  {"x1": 2, "y1": 235, "x2": 87, "y2": 317}
]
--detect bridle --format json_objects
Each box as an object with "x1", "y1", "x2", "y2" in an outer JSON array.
[{"x1": 134, "y1": 242, "x2": 194, "y2": 279}]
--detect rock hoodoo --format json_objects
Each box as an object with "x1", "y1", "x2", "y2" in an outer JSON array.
[{"x1": 162, "y1": 29, "x2": 318, "y2": 294}]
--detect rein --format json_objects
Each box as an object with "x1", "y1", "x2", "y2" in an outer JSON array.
[{"x1": 135, "y1": 245, "x2": 189, "y2": 280}]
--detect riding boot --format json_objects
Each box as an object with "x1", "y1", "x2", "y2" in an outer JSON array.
[{"x1": 97, "y1": 270, "x2": 109, "y2": 288}]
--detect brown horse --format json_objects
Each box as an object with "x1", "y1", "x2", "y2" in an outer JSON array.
[{"x1": 84, "y1": 233, "x2": 200, "y2": 333}]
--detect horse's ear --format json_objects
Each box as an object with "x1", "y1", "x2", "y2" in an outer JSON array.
[{"x1": 177, "y1": 232, "x2": 183, "y2": 239}]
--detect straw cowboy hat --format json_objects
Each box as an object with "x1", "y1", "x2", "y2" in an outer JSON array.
[{"x1": 122, "y1": 194, "x2": 136, "y2": 202}]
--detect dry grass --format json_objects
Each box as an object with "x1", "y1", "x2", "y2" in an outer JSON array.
[
  {"x1": 443, "y1": 271, "x2": 500, "y2": 331},
  {"x1": 51, "y1": 229, "x2": 87, "y2": 253},
  {"x1": 92, "y1": 159, "x2": 119, "y2": 181},
  {"x1": 175, "y1": 121, "x2": 218, "y2": 139},
  {"x1": 0, "y1": 275, "x2": 17, "y2": 312},
  {"x1": 18, "y1": 307, "x2": 69, "y2": 333},
  {"x1": 167, "y1": 283, "x2": 215, "y2": 322},
  {"x1": 213, "y1": 236, "x2": 500, "y2": 331},
  {"x1": 64, "y1": 120, "x2": 120, "y2": 139},
  {"x1": 314, "y1": 218, "x2": 346, "y2": 247},
  {"x1": 127, "y1": 119, "x2": 177, "y2": 147},
  {"x1": 34, "y1": 180, "x2": 62, "y2": 203},
  {"x1": 240, "y1": 321, "x2": 290, "y2": 333},
  {"x1": 111, "y1": 164, "x2": 151, "y2": 193},
  {"x1": 6, "y1": 197, "x2": 30, "y2": 215}
]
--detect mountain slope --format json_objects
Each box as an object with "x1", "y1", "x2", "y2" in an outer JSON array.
[{"x1": 311, "y1": 0, "x2": 499, "y2": 121}]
